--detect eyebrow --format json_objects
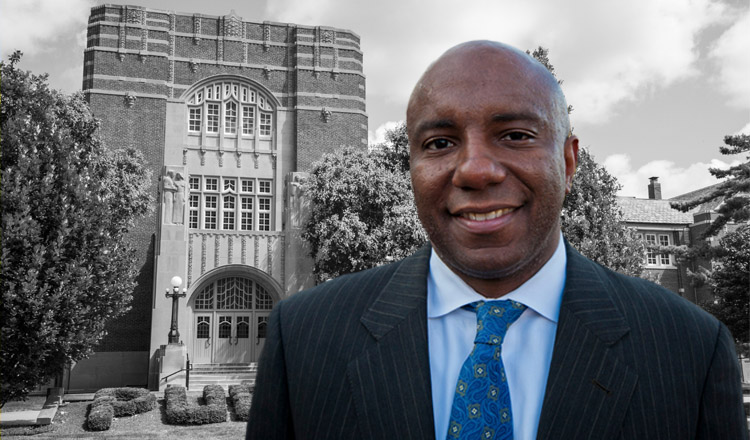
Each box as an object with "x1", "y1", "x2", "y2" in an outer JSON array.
[
  {"x1": 412, "y1": 119, "x2": 456, "y2": 135},
  {"x1": 491, "y1": 112, "x2": 544, "y2": 124}
]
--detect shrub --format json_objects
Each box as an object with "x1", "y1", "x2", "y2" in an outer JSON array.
[
  {"x1": 164, "y1": 385, "x2": 227, "y2": 425},
  {"x1": 86, "y1": 387, "x2": 156, "y2": 431},
  {"x1": 87, "y1": 401, "x2": 114, "y2": 431},
  {"x1": 229, "y1": 384, "x2": 253, "y2": 421}
]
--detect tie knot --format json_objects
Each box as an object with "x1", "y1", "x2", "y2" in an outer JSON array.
[{"x1": 470, "y1": 300, "x2": 526, "y2": 345}]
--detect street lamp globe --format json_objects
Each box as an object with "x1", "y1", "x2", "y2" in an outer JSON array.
[{"x1": 170, "y1": 276, "x2": 183, "y2": 289}]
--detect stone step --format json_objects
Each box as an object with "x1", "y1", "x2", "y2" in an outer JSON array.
[
  {"x1": 191, "y1": 373, "x2": 255, "y2": 380},
  {"x1": 188, "y1": 379, "x2": 255, "y2": 390}
]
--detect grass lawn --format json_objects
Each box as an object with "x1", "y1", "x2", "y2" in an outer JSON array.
[{"x1": 2, "y1": 395, "x2": 248, "y2": 439}]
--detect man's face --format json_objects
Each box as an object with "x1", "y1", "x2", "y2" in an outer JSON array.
[{"x1": 407, "y1": 43, "x2": 578, "y2": 295}]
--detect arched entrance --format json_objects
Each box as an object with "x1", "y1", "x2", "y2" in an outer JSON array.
[{"x1": 188, "y1": 266, "x2": 280, "y2": 364}]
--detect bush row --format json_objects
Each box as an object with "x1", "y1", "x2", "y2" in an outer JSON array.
[
  {"x1": 86, "y1": 387, "x2": 157, "y2": 431},
  {"x1": 229, "y1": 384, "x2": 253, "y2": 421},
  {"x1": 164, "y1": 384, "x2": 227, "y2": 425}
]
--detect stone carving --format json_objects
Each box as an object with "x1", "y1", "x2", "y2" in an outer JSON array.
[
  {"x1": 162, "y1": 171, "x2": 176, "y2": 224},
  {"x1": 263, "y1": 23, "x2": 271, "y2": 50},
  {"x1": 224, "y1": 11, "x2": 242, "y2": 37},
  {"x1": 321, "y1": 108, "x2": 332, "y2": 123},
  {"x1": 193, "y1": 15, "x2": 202, "y2": 44},
  {"x1": 288, "y1": 172, "x2": 309, "y2": 228},
  {"x1": 201, "y1": 234, "x2": 207, "y2": 274},
  {"x1": 189, "y1": 59, "x2": 198, "y2": 73},
  {"x1": 321, "y1": 29, "x2": 333, "y2": 44},
  {"x1": 141, "y1": 29, "x2": 148, "y2": 51},
  {"x1": 263, "y1": 66, "x2": 271, "y2": 79},
  {"x1": 172, "y1": 173, "x2": 186, "y2": 224},
  {"x1": 126, "y1": 7, "x2": 144, "y2": 24},
  {"x1": 124, "y1": 92, "x2": 137, "y2": 108}
]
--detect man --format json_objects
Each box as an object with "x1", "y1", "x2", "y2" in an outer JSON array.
[{"x1": 247, "y1": 41, "x2": 746, "y2": 439}]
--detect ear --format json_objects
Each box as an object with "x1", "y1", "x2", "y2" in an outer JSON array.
[{"x1": 563, "y1": 135, "x2": 579, "y2": 194}]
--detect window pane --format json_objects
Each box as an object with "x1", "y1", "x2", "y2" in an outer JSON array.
[
  {"x1": 258, "y1": 180, "x2": 272, "y2": 194},
  {"x1": 259, "y1": 213, "x2": 270, "y2": 231},
  {"x1": 194, "y1": 284, "x2": 214, "y2": 309},
  {"x1": 223, "y1": 178, "x2": 236, "y2": 193},
  {"x1": 259, "y1": 197, "x2": 271, "y2": 211},
  {"x1": 240, "y1": 196, "x2": 253, "y2": 231},
  {"x1": 260, "y1": 113, "x2": 272, "y2": 136},
  {"x1": 205, "y1": 178, "x2": 218, "y2": 192},
  {"x1": 222, "y1": 195, "x2": 236, "y2": 230},
  {"x1": 216, "y1": 278, "x2": 252, "y2": 309},
  {"x1": 189, "y1": 176, "x2": 201, "y2": 191},
  {"x1": 237, "y1": 317, "x2": 249, "y2": 338},
  {"x1": 256, "y1": 284, "x2": 273, "y2": 309},
  {"x1": 189, "y1": 194, "x2": 200, "y2": 229},
  {"x1": 207, "y1": 103, "x2": 219, "y2": 133},
  {"x1": 196, "y1": 317, "x2": 210, "y2": 338},
  {"x1": 219, "y1": 317, "x2": 232, "y2": 339},
  {"x1": 205, "y1": 195, "x2": 217, "y2": 229},
  {"x1": 189, "y1": 107, "x2": 201, "y2": 132},
  {"x1": 241, "y1": 179, "x2": 254, "y2": 193},
  {"x1": 242, "y1": 105, "x2": 255, "y2": 135},
  {"x1": 225, "y1": 101, "x2": 237, "y2": 134}
]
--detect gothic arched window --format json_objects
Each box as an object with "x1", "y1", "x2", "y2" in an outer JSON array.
[{"x1": 186, "y1": 80, "x2": 274, "y2": 139}]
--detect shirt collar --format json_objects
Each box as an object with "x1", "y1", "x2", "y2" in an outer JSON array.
[{"x1": 427, "y1": 233, "x2": 566, "y2": 323}]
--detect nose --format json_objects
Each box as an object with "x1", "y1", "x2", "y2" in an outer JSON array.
[{"x1": 451, "y1": 135, "x2": 507, "y2": 190}]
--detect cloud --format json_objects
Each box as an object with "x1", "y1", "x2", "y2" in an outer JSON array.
[
  {"x1": 0, "y1": 0, "x2": 95, "y2": 58},
  {"x1": 262, "y1": 0, "x2": 727, "y2": 129},
  {"x1": 603, "y1": 154, "x2": 741, "y2": 199},
  {"x1": 368, "y1": 120, "x2": 403, "y2": 146},
  {"x1": 709, "y1": 7, "x2": 750, "y2": 109}
]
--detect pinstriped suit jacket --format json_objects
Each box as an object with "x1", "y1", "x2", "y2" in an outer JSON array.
[{"x1": 247, "y1": 243, "x2": 747, "y2": 439}]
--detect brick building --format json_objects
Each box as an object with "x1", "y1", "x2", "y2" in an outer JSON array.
[
  {"x1": 68, "y1": 4, "x2": 367, "y2": 391},
  {"x1": 618, "y1": 178, "x2": 724, "y2": 304}
]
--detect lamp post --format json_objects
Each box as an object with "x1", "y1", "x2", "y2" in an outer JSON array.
[{"x1": 166, "y1": 276, "x2": 187, "y2": 344}]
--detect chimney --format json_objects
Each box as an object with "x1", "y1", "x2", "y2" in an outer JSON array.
[{"x1": 648, "y1": 177, "x2": 662, "y2": 200}]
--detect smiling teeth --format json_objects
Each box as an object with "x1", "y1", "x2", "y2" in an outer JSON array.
[{"x1": 461, "y1": 207, "x2": 515, "y2": 221}]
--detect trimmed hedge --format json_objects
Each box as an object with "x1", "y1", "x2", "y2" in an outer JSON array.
[
  {"x1": 164, "y1": 385, "x2": 227, "y2": 425},
  {"x1": 86, "y1": 387, "x2": 157, "y2": 431},
  {"x1": 228, "y1": 384, "x2": 252, "y2": 421}
]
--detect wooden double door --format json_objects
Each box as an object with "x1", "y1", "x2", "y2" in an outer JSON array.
[{"x1": 192, "y1": 311, "x2": 269, "y2": 363}]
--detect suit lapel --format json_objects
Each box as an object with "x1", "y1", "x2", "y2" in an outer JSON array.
[
  {"x1": 347, "y1": 246, "x2": 436, "y2": 440},
  {"x1": 536, "y1": 244, "x2": 638, "y2": 439}
]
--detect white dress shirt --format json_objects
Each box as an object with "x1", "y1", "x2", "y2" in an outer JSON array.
[{"x1": 427, "y1": 235, "x2": 567, "y2": 440}]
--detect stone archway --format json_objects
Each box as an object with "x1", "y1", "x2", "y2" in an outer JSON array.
[{"x1": 187, "y1": 265, "x2": 281, "y2": 364}]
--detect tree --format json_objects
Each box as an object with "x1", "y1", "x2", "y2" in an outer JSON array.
[
  {"x1": 301, "y1": 145, "x2": 426, "y2": 282},
  {"x1": 670, "y1": 134, "x2": 750, "y2": 346},
  {"x1": 698, "y1": 227, "x2": 750, "y2": 348},
  {"x1": 1, "y1": 52, "x2": 153, "y2": 406},
  {"x1": 671, "y1": 134, "x2": 749, "y2": 237},
  {"x1": 562, "y1": 149, "x2": 646, "y2": 277}
]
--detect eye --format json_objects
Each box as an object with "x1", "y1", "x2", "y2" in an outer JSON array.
[
  {"x1": 501, "y1": 131, "x2": 533, "y2": 141},
  {"x1": 424, "y1": 138, "x2": 455, "y2": 150}
]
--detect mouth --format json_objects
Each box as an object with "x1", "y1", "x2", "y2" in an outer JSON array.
[{"x1": 457, "y1": 207, "x2": 517, "y2": 221}]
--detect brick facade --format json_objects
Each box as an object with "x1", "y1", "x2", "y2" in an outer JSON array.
[{"x1": 75, "y1": 4, "x2": 367, "y2": 390}]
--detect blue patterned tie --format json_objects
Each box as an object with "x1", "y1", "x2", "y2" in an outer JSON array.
[{"x1": 447, "y1": 300, "x2": 527, "y2": 440}]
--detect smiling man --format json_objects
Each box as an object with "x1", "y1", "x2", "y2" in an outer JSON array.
[{"x1": 247, "y1": 41, "x2": 746, "y2": 440}]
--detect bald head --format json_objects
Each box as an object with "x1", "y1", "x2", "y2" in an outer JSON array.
[{"x1": 407, "y1": 40, "x2": 571, "y2": 144}]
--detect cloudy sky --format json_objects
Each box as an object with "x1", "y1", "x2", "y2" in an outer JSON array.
[{"x1": 1, "y1": 0, "x2": 748, "y2": 198}]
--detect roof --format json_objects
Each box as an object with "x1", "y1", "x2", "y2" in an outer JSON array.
[
  {"x1": 669, "y1": 182, "x2": 726, "y2": 214},
  {"x1": 617, "y1": 197, "x2": 695, "y2": 224}
]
